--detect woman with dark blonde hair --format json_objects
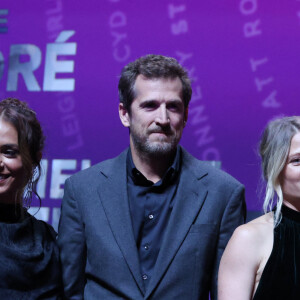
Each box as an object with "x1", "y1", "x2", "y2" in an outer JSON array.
[
  {"x1": 0, "y1": 98, "x2": 62, "y2": 298},
  {"x1": 218, "y1": 116, "x2": 300, "y2": 300}
]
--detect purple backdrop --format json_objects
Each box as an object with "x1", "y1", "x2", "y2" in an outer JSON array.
[{"x1": 1, "y1": 0, "x2": 300, "y2": 229}]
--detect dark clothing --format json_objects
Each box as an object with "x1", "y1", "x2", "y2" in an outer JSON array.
[
  {"x1": 126, "y1": 148, "x2": 181, "y2": 286},
  {"x1": 253, "y1": 205, "x2": 300, "y2": 300},
  {"x1": 0, "y1": 204, "x2": 62, "y2": 299},
  {"x1": 58, "y1": 147, "x2": 246, "y2": 300}
]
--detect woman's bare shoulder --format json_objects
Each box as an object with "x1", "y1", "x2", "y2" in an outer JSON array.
[
  {"x1": 230, "y1": 213, "x2": 274, "y2": 249},
  {"x1": 218, "y1": 213, "x2": 274, "y2": 300},
  {"x1": 249, "y1": 212, "x2": 274, "y2": 225}
]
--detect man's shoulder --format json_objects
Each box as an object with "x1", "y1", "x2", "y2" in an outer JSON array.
[
  {"x1": 181, "y1": 147, "x2": 243, "y2": 189},
  {"x1": 67, "y1": 149, "x2": 128, "y2": 183}
]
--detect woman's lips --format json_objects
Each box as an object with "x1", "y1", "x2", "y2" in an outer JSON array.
[{"x1": 0, "y1": 174, "x2": 10, "y2": 181}]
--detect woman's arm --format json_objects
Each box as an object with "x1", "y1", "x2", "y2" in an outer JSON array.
[{"x1": 218, "y1": 223, "x2": 262, "y2": 300}]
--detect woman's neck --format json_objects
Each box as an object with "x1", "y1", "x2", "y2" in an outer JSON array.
[
  {"x1": 0, "y1": 202, "x2": 23, "y2": 223},
  {"x1": 283, "y1": 200, "x2": 300, "y2": 212}
]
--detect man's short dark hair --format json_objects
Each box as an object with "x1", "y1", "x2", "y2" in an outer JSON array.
[{"x1": 118, "y1": 54, "x2": 192, "y2": 111}]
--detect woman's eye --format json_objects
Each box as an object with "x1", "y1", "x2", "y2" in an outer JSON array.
[
  {"x1": 290, "y1": 158, "x2": 300, "y2": 164},
  {"x1": 4, "y1": 149, "x2": 19, "y2": 157}
]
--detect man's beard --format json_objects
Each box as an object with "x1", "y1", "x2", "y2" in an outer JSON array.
[{"x1": 130, "y1": 126, "x2": 180, "y2": 157}]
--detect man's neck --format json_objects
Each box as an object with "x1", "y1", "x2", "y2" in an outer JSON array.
[{"x1": 130, "y1": 147, "x2": 176, "y2": 184}]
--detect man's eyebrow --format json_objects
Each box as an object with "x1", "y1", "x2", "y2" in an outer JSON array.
[
  {"x1": 140, "y1": 99, "x2": 157, "y2": 105},
  {"x1": 142, "y1": 99, "x2": 157, "y2": 103},
  {"x1": 143, "y1": 98, "x2": 182, "y2": 102},
  {"x1": 167, "y1": 99, "x2": 183, "y2": 103}
]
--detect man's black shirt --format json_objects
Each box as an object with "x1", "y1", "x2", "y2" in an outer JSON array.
[{"x1": 126, "y1": 147, "x2": 181, "y2": 288}]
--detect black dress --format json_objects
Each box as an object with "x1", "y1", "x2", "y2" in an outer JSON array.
[
  {"x1": 0, "y1": 204, "x2": 62, "y2": 299},
  {"x1": 253, "y1": 205, "x2": 300, "y2": 300}
]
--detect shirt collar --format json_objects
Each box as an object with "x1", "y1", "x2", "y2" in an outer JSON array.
[{"x1": 126, "y1": 146, "x2": 181, "y2": 187}]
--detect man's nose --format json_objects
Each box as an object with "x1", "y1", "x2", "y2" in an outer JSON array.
[{"x1": 155, "y1": 105, "x2": 170, "y2": 126}]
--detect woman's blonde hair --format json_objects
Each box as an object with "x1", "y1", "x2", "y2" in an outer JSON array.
[{"x1": 259, "y1": 116, "x2": 300, "y2": 225}]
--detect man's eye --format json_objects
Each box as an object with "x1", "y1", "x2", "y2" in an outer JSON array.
[
  {"x1": 168, "y1": 104, "x2": 179, "y2": 110},
  {"x1": 143, "y1": 102, "x2": 157, "y2": 109},
  {"x1": 168, "y1": 103, "x2": 183, "y2": 112}
]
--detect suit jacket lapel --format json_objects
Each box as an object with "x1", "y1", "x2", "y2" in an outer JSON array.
[
  {"x1": 145, "y1": 149, "x2": 208, "y2": 298},
  {"x1": 97, "y1": 150, "x2": 145, "y2": 295}
]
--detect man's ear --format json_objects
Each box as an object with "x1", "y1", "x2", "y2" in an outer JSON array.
[
  {"x1": 184, "y1": 107, "x2": 188, "y2": 127},
  {"x1": 119, "y1": 103, "x2": 130, "y2": 128}
]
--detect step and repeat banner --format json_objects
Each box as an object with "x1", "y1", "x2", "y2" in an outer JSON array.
[{"x1": 1, "y1": 0, "x2": 299, "y2": 230}]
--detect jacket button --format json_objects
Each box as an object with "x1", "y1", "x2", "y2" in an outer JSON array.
[{"x1": 142, "y1": 274, "x2": 148, "y2": 280}]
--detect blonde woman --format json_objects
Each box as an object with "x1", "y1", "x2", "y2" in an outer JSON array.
[{"x1": 218, "y1": 116, "x2": 300, "y2": 300}]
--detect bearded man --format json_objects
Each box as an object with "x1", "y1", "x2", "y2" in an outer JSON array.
[{"x1": 58, "y1": 54, "x2": 246, "y2": 300}]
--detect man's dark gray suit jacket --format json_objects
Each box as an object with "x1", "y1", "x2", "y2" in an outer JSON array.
[{"x1": 58, "y1": 147, "x2": 246, "y2": 299}]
